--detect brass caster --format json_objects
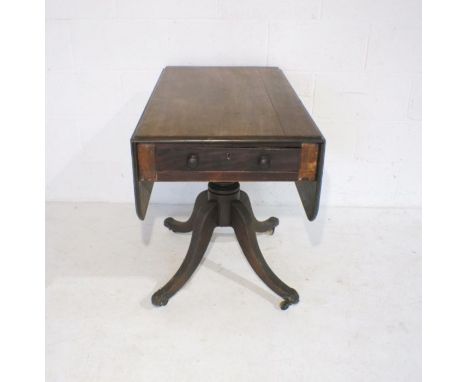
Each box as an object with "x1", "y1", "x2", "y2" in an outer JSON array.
[{"x1": 152, "y1": 291, "x2": 170, "y2": 307}]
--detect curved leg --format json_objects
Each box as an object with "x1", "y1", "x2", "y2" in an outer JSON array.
[
  {"x1": 164, "y1": 190, "x2": 208, "y2": 233},
  {"x1": 239, "y1": 191, "x2": 279, "y2": 234},
  {"x1": 152, "y1": 201, "x2": 217, "y2": 306},
  {"x1": 231, "y1": 201, "x2": 299, "y2": 310}
]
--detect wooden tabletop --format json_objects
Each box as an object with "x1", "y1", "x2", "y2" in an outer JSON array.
[{"x1": 132, "y1": 66, "x2": 322, "y2": 143}]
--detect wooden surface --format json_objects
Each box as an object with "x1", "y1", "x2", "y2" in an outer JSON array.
[
  {"x1": 132, "y1": 66, "x2": 322, "y2": 142},
  {"x1": 130, "y1": 66, "x2": 325, "y2": 221},
  {"x1": 130, "y1": 67, "x2": 325, "y2": 309},
  {"x1": 154, "y1": 145, "x2": 300, "y2": 172},
  {"x1": 135, "y1": 142, "x2": 307, "y2": 182},
  {"x1": 153, "y1": 183, "x2": 300, "y2": 309},
  {"x1": 299, "y1": 143, "x2": 319, "y2": 181}
]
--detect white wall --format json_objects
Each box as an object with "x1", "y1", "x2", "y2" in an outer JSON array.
[{"x1": 46, "y1": 0, "x2": 421, "y2": 207}]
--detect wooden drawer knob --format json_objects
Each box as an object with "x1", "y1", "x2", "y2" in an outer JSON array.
[{"x1": 187, "y1": 154, "x2": 199, "y2": 169}]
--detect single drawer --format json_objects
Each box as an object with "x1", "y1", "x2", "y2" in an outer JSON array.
[
  {"x1": 156, "y1": 145, "x2": 300, "y2": 171},
  {"x1": 136, "y1": 143, "x2": 318, "y2": 182}
]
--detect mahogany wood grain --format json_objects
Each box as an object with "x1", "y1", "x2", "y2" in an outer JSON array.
[
  {"x1": 132, "y1": 67, "x2": 322, "y2": 141},
  {"x1": 136, "y1": 142, "x2": 319, "y2": 182},
  {"x1": 137, "y1": 143, "x2": 157, "y2": 181},
  {"x1": 130, "y1": 67, "x2": 326, "y2": 309},
  {"x1": 298, "y1": 143, "x2": 319, "y2": 181},
  {"x1": 155, "y1": 171, "x2": 299, "y2": 182},
  {"x1": 154, "y1": 145, "x2": 300, "y2": 172},
  {"x1": 130, "y1": 66, "x2": 325, "y2": 220}
]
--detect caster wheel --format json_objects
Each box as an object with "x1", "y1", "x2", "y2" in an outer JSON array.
[
  {"x1": 164, "y1": 218, "x2": 175, "y2": 231},
  {"x1": 280, "y1": 290, "x2": 299, "y2": 310},
  {"x1": 152, "y1": 291, "x2": 169, "y2": 307}
]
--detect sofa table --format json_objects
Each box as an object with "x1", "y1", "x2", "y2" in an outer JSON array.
[{"x1": 131, "y1": 67, "x2": 325, "y2": 310}]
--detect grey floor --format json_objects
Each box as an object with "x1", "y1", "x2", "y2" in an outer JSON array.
[{"x1": 46, "y1": 202, "x2": 421, "y2": 382}]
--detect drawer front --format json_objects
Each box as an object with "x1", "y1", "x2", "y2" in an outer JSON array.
[
  {"x1": 136, "y1": 143, "x2": 318, "y2": 182},
  {"x1": 156, "y1": 146, "x2": 299, "y2": 172}
]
